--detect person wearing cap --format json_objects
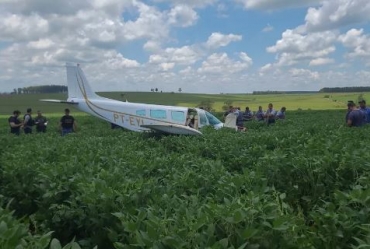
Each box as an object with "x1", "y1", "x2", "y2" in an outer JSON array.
[
  {"x1": 8, "y1": 110, "x2": 23, "y2": 135},
  {"x1": 347, "y1": 101, "x2": 365, "y2": 127},
  {"x1": 60, "y1": 108, "x2": 77, "y2": 136},
  {"x1": 358, "y1": 100, "x2": 370, "y2": 123},
  {"x1": 23, "y1": 108, "x2": 34, "y2": 134},
  {"x1": 346, "y1": 100, "x2": 355, "y2": 123},
  {"x1": 34, "y1": 110, "x2": 48, "y2": 133}
]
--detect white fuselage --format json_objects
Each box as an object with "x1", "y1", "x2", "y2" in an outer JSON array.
[{"x1": 68, "y1": 96, "x2": 223, "y2": 133}]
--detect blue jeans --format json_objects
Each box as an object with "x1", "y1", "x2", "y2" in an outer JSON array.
[{"x1": 62, "y1": 128, "x2": 73, "y2": 136}]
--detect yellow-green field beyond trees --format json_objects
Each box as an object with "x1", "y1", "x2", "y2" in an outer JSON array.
[{"x1": 0, "y1": 91, "x2": 368, "y2": 115}]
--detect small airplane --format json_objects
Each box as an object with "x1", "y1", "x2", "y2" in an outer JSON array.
[{"x1": 40, "y1": 63, "x2": 223, "y2": 135}]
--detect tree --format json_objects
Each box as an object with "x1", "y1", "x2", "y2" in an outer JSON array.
[
  {"x1": 155, "y1": 88, "x2": 158, "y2": 92},
  {"x1": 17, "y1": 88, "x2": 22, "y2": 94},
  {"x1": 178, "y1": 88, "x2": 182, "y2": 93}
]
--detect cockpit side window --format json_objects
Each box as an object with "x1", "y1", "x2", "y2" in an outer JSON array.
[
  {"x1": 199, "y1": 112, "x2": 208, "y2": 125},
  {"x1": 205, "y1": 111, "x2": 222, "y2": 125}
]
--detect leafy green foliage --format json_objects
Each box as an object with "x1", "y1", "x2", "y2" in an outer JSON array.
[{"x1": 1, "y1": 110, "x2": 370, "y2": 248}]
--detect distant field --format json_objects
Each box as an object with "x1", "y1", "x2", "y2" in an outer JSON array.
[{"x1": 0, "y1": 91, "x2": 368, "y2": 115}]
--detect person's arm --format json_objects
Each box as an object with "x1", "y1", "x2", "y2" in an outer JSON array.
[
  {"x1": 9, "y1": 121, "x2": 22, "y2": 128},
  {"x1": 347, "y1": 119, "x2": 352, "y2": 127},
  {"x1": 23, "y1": 115, "x2": 29, "y2": 126}
]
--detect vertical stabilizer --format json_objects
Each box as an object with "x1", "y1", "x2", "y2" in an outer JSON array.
[{"x1": 66, "y1": 63, "x2": 100, "y2": 100}]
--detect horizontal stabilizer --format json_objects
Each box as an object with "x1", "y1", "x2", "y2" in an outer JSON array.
[
  {"x1": 141, "y1": 124, "x2": 202, "y2": 136},
  {"x1": 39, "y1": 99, "x2": 79, "y2": 104}
]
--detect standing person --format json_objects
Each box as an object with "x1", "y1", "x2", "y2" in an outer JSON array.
[
  {"x1": 264, "y1": 103, "x2": 277, "y2": 125},
  {"x1": 358, "y1": 100, "x2": 370, "y2": 123},
  {"x1": 346, "y1": 100, "x2": 355, "y2": 123},
  {"x1": 243, "y1": 107, "x2": 253, "y2": 121},
  {"x1": 23, "y1": 108, "x2": 34, "y2": 134},
  {"x1": 60, "y1": 108, "x2": 77, "y2": 136},
  {"x1": 34, "y1": 110, "x2": 48, "y2": 133},
  {"x1": 255, "y1": 106, "x2": 264, "y2": 121},
  {"x1": 8, "y1": 110, "x2": 22, "y2": 135},
  {"x1": 236, "y1": 107, "x2": 244, "y2": 128},
  {"x1": 347, "y1": 102, "x2": 365, "y2": 127}
]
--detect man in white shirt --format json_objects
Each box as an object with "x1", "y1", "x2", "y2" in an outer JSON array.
[{"x1": 264, "y1": 103, "x2": 277, "y2": 125}]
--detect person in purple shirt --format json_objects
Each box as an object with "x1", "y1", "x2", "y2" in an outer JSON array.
[
  {"x1": 255, "y1": 106, "x2": 264, "y2": 121},
  {"x1": 347, "y1": 102, "x2": 365, "y2": 127},
  {"x1": 358, "y1": 100, "x2": 370, "y2": 123},
  {"x1": 276, "y1": 107, "x2": 286, "y2": 119}
]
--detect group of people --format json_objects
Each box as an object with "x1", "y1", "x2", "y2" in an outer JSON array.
[
  {"x1": 224, "y1": 103, "x2": 286, "y2": 127},
  {"x1": 8, "y1": 108, "x2": 77, "y2": 136},
  {"x1": 346, "y1": 100, "x2": 370, "y2": 127}
]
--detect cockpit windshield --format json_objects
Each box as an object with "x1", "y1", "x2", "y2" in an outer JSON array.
[{"x1": 205, "y1": 111, "x2": 222, "y2": 125}]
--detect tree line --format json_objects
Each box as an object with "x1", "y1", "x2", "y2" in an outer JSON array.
[
  {"x1": 319, "y1": 87, "x2": 370, "y2": 93},
  {"x1": 252, "y1": 90, "x2": 318, "y2": 95},
  {"x1": 12, "y1": 85, "x2": 68, "y2": 94}
]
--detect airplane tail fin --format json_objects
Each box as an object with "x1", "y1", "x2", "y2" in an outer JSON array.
[{"x1": 66, "y1": 63, "x2": 100, "y2": 100}]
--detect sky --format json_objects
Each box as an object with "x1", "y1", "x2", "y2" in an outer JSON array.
[{"x1": 0, "y1": 0, "x2": 370, "y2": 94}]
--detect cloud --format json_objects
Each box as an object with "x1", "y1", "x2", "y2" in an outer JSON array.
[
  {"x1": 149, "y1": 45, "x2": 201, "y2": 65},
  {"x1": 0, "y1": 14, "x2": 49, "y2": 42},
  {"x1": 267, "y1": 29, "x2": 337, "y2": 66},
  {"x1": 301, "y1": 0, "x2": 370, "y2": 32},
  {"x1": 205, "y1": 32, "x2": 242, "y2": 49},
  {"x1": 160, "y1": 62, "x2": 175, "y2": 71},
  {"x1": 235, "y1": 0, "x2": 321, "y2": 10},
  {"x1": 167, "y1": 5, "x2": 198, "y2": 27},
  {"x1": 262, "y1": 24, "x2": 274, "y2": 32},
  {"x1": 198, "y1": 52, "x2": 252, "y2": 74},
  {"x1": 289, "y1": 68, "x2": 319, "y2": 80},
  {"x1": 309, "y1": 58, "x2": 335, "y2": 66},
  {"x1": 151, "y1": 0, "x2": 218, "y2": 8},
  {"x1": 339, "y1": 29, "x2": 370, "y2": 59}
]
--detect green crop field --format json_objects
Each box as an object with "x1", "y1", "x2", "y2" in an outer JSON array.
[
  {"x1": 1, "y1": 110, "x2": 370, "y2": 248},
  {"x1": 0, "y1": 91, "x2": 368, "y2": 116}
]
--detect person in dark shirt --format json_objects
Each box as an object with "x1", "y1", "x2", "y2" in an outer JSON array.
[
  {"x1": 223, "y1": 106, "x2": 233, "y2": 119},
  {"x1": 60, "y1": 108, "x2": 77, "y2": 136},
  {"x1": 243, "y1": 107, "x2": 253, "y2": 121},
  {"x1": 34, "y1": 110, "x2": 48, "y2": 133},
  {"x1": 347, "y1": 102, "x2": 365, "y2": 127},
  {"x1": 23, "y1": 108, "x2": 34, "y2": 134},
  {"x1": 8, "y1": 110, "x2": 22, "y2": 135}
]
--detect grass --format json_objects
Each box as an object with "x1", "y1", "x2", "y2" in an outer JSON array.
[{"x1": 0, "y1": 91, "x2": 367, "y2": 115}]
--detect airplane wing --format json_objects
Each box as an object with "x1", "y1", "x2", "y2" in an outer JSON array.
[
  {"x1": 141, "y1": 124, "x2": 202, "y2": 136},
  {"x1": 39, "y1": 99, "x2": 79, "y2": 104}
]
